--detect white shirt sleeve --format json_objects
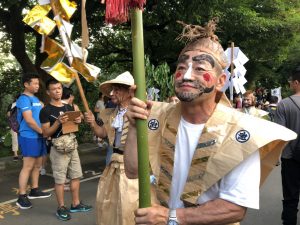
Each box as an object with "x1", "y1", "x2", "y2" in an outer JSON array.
[{"x1": 197, "y1": 151, "x2": 260, "y2": 209}]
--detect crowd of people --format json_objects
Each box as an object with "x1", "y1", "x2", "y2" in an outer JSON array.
[{"x1": 5, "y1": 18, "x2": 300, "y2": 225}]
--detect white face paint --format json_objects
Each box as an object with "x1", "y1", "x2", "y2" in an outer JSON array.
[{"x1": 183, "y1": 62, "x2": 193, "y2": 80}]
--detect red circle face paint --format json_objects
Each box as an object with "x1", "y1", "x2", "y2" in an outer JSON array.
[
  {"x1": 203, "y1": 72, "x2": 211, "y2": 82},
  {"x1": 175, "y1": 72, "x2": 182, "y2": 79}
]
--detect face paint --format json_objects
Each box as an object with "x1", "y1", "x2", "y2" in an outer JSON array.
[
  {"x1": 183, "y1": 62, "x2": 192, "y2": 80},
  {"x1": 174, "y1": 78, "x2": 215, "y2": 102},
  {"x1": 203, "y1": 72, "x2": 212, "y2": 82},
  {"x1": 203, "y1": 86, "x2": 214, "y2": 93},
  {"x1": 192, "y1": 54, "x2": 215, "y2": 68},
  {"x1": 177, "y1": 54, "x2": 189, "y2": 64},
  {"x1": 175, "y1": 72, "x2": 182, "y2": 79}
]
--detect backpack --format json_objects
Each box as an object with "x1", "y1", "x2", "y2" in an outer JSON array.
[
  {"x1": 8, "y1": 95, "x2": 32, "y2": 133},
  {"x1": 8, "y1": 105, "x2": 19, "y2": 132}
]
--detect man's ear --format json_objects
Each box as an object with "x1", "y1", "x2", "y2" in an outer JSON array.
[
  {"x1": 24, "y1": 82, "x2": 29, "y2": 89},
  {"x1": 216, "y1": 73, "x2": 227, "y2": 91},
  {"x1": 46, "y1": 90, "x2": 50, "y2": 96}
]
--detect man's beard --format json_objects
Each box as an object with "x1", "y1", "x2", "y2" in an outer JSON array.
[
  {"x1": 174, "y1": 79, "x2": 214, "y2": 102},
  {"x1": 243, "y1": 103, "x2": 252, "y2": 108}
]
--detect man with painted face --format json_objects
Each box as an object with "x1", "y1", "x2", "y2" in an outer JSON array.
[{"x1": 124, "y1": 19, "x2": 296, "y2": 225}]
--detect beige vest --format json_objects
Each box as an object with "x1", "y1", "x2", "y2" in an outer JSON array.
[
  {"x1": 100, "y1": 108, "x2": 129, "y2": 152},
  {"x1": 147, "y1": 95, "x2": 296, "y2": 223}
]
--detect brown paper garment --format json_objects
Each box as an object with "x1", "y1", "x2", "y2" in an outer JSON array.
[{"x1": 96, "y1": 153, "x2": 138, "y2": 225}]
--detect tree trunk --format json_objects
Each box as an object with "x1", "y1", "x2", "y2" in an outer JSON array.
[{"x1": 8, "y1": 4, "x2": 37, "y2": 74}]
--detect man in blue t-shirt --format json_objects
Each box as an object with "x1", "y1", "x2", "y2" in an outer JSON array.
[{"x1": 16, "y1": 73, "x2": 51, "y2": 210}]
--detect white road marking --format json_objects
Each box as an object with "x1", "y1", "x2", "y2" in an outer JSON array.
[{"x1": 0, "y1": 173, "x2": 102, "y2": 206}]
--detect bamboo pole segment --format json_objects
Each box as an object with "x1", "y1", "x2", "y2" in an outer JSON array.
[
  {"x1": 131, "y1": 8, "x2": 151, "y2": 208},
  {"x1": 230, "y1": 41, "x2": 235, "y2": 102},
  {"x1": 50, "y1": 0, "x2": 89, "y2": 112}
]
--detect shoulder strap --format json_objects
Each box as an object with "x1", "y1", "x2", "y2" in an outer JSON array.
[
  {"x1": 288, "y1": 96, "x2": 300, "y2": 147},
  {"x1": 289, "y1": 96, "x2": 300, "y2": 111},
  {"x1": 18, "y1": 94, "x2": 34, "y2": 124},
  {"x1": 20, "y1": 94, "x2": 34, "y2": 106}
]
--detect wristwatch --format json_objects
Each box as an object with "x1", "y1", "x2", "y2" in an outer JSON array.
[{"x1": 168, "y1": 209, "x2": 179, "y2": 225}]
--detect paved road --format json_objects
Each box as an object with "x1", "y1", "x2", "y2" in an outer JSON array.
[
  {"x1": 0, "y1": 144, "x2": 105, "y2": 224},
  {"x1": 1, "y1": 144, "x2": 299, "y2": 225},
  {"x1": 242, "y1": 166, "x2": 284, "y2": 225}
]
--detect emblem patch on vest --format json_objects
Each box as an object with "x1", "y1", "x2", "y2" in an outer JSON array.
[
  {"x1": 148, "y1": 119, "x2": 159, "y2": 130},
  {"x1": 235, "y1": 130, "x2": 250, "y2": 143}
]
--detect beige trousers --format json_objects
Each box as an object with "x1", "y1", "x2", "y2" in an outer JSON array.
[{"x1": 10, "y1": 129, "x2": 18, "y2": 152}]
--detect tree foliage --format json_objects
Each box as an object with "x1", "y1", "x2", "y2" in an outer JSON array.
[
  {"x1": 145, "y1": 56, "x2": 173, "y2": 101},
  {"x1": 0, "y1": 0, "x2": 300, "y2": 121}
]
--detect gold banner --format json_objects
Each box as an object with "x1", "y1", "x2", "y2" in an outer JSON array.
[
  {"x1": 41, "y1": 37, "x2": 65, "y2": 68},
  {"x1": 71, "y1": 57, "x2": 100, "y2": 82},
  {"x1": 23, "y1": 5, "x2": 55, "y2": 35},
  {"x1": 35, "y1": 17, "x2": 56, "y2": 35},
  {"x1": 48, "y1": 62, "x2": 76, "y2": 86},
  {"x1": 57, "y1": 0, "x2": 77, "y2": 20},
  {"x1": 42, "y1": 36, "x2": 65, "y2": 55},
  {"x1": 23, "y1": 5, "x2": 51, "y2": 25}
]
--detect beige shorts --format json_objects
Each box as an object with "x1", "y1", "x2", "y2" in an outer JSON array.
[{"x1": 50, "y1": 146, "x2": 83, "y2": 184}]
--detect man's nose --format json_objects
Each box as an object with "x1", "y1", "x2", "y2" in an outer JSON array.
[{"x1": 183, "y1": 62, "x2": 193, "y2": 80}]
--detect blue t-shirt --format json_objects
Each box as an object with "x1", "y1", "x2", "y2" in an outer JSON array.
[{"x1": 16, "y1": 94, "x2": 42, "y2": 138}]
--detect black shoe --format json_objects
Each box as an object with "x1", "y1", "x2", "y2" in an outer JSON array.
[
  {"x1": 28, "y1": 188, "x2": 52, "y2": 199},
  {"x1": 16, "y1": 194, "x2": 32, "y2": 209},
  {"x1": 69, "y1": 201, "x2": 92, "y2": 213},
  {"x1": 56, "y1": 206, "x2": 71, "y2": 221}
]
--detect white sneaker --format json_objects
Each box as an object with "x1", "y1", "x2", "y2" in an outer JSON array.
[{"x1": 40, "y1": 168, "x2": 46, "y2": 175}]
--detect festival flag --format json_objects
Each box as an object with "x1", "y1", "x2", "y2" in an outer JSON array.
[
  {"x1": 71, "y1": 58, "x2": 100, "y2": 82},
  {"x1": 23, "y1": 0, "x2": 101, "y2": 112},
  {"x1": 37, "y1": 0, "x2": 77, "y2": 20},
  {"x1": 224, "y1": 44, "x2": 249, "y2": 99},
  {"x1": 46, "y1": 62, "x2": 76, "y2": 87},
  {"x1": 41, "y1": 36, "x2": 65, "y2": 57},
  {"x1": 23, "y1": 5, "x2": 56, "y2": 35},
  {"x1": 70, "y1": 42, "x2": 88, "y2": 61}
]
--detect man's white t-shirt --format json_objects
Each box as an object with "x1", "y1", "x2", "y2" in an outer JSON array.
[{"x1": 168, "y1": 117, "x2": 260, "y2": 209}]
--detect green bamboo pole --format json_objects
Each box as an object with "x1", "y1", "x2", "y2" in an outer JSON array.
[{"x1": 131, "y1": 8, "x2": 151, "y2": 208}]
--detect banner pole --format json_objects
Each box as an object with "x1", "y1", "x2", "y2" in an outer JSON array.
[{"x1": 131, "y1": 8, "x2": 151, "y2": 208}]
